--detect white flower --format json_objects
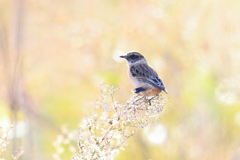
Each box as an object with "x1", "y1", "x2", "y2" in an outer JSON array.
[
  {"x1": 52, "y1": 153, "x2": 60, "y2": 160},
  {"x1": 56, "y1": 135, "x2": 63, "y2": 144},
  {"x1": 69, "y1": 145, "x2": 76, "y2": 153},
  {"x1": 57, "y1": 147, "x2": 64, "y2": 154}
]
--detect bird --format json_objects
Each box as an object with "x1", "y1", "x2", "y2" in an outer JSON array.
[{"x1": 120, "y1": 51, "x2": 167, "y2": 97}]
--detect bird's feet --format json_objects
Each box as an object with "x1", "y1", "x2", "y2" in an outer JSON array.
[{"x1": 147, "y1": 95, "x2": 159, "y2": 105}]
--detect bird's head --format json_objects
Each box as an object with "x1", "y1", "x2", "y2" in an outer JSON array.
[{"x1": 120, "y1": 51, "x2": 146, "y2": 65}]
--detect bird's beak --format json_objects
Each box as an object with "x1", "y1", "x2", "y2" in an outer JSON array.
[{"x1": 120, "y1": 55, "x2": 126, "y2": 58}]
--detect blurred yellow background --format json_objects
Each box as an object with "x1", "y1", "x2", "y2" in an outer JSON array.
[{"x1": 0, "y1": 0, "x2": 240, "y2": 159}]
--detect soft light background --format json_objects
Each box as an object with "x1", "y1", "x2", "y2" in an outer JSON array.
[{"x1": 0, "y1": 0, "x2": 240, "y2": 159}]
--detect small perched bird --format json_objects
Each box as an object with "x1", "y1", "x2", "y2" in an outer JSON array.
[{"x1": 120, "y1": 51, "x2": 167, "y2": 96}]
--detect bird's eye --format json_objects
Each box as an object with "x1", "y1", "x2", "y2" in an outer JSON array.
[{"x1": 130, "y1": 55, "x2": 137, "y2": 59}]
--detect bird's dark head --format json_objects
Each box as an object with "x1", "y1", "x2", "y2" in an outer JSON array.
[{"x1": 120, "y1": 51, "x2": 146, "y2": 64}]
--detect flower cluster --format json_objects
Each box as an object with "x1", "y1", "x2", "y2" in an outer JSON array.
[
  {"x1": 0, "y1": 124, "x2": 23, "y2": 160},
  {"x1": 52, "y1": 125, "x2": 78, "y2": 160},
  {"x1": 72, "y1": 84, "x2": 167, "y2": 160},
  {"x1": 0, "y1": 125, "x2": 12, "y2": 160}
]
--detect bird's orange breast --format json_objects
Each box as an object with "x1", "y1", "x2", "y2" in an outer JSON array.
[{"x1": 144, "y1": 86, "x2": 161, "y2": 96}]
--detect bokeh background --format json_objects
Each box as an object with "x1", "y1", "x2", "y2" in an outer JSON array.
[{"x1": 1, "y1": 0, "x2": 240, "y2": 159}]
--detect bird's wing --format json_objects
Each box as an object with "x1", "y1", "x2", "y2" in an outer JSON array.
[{"x1": 130, "y1": 63, "x2": 166, "y2": 91}]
